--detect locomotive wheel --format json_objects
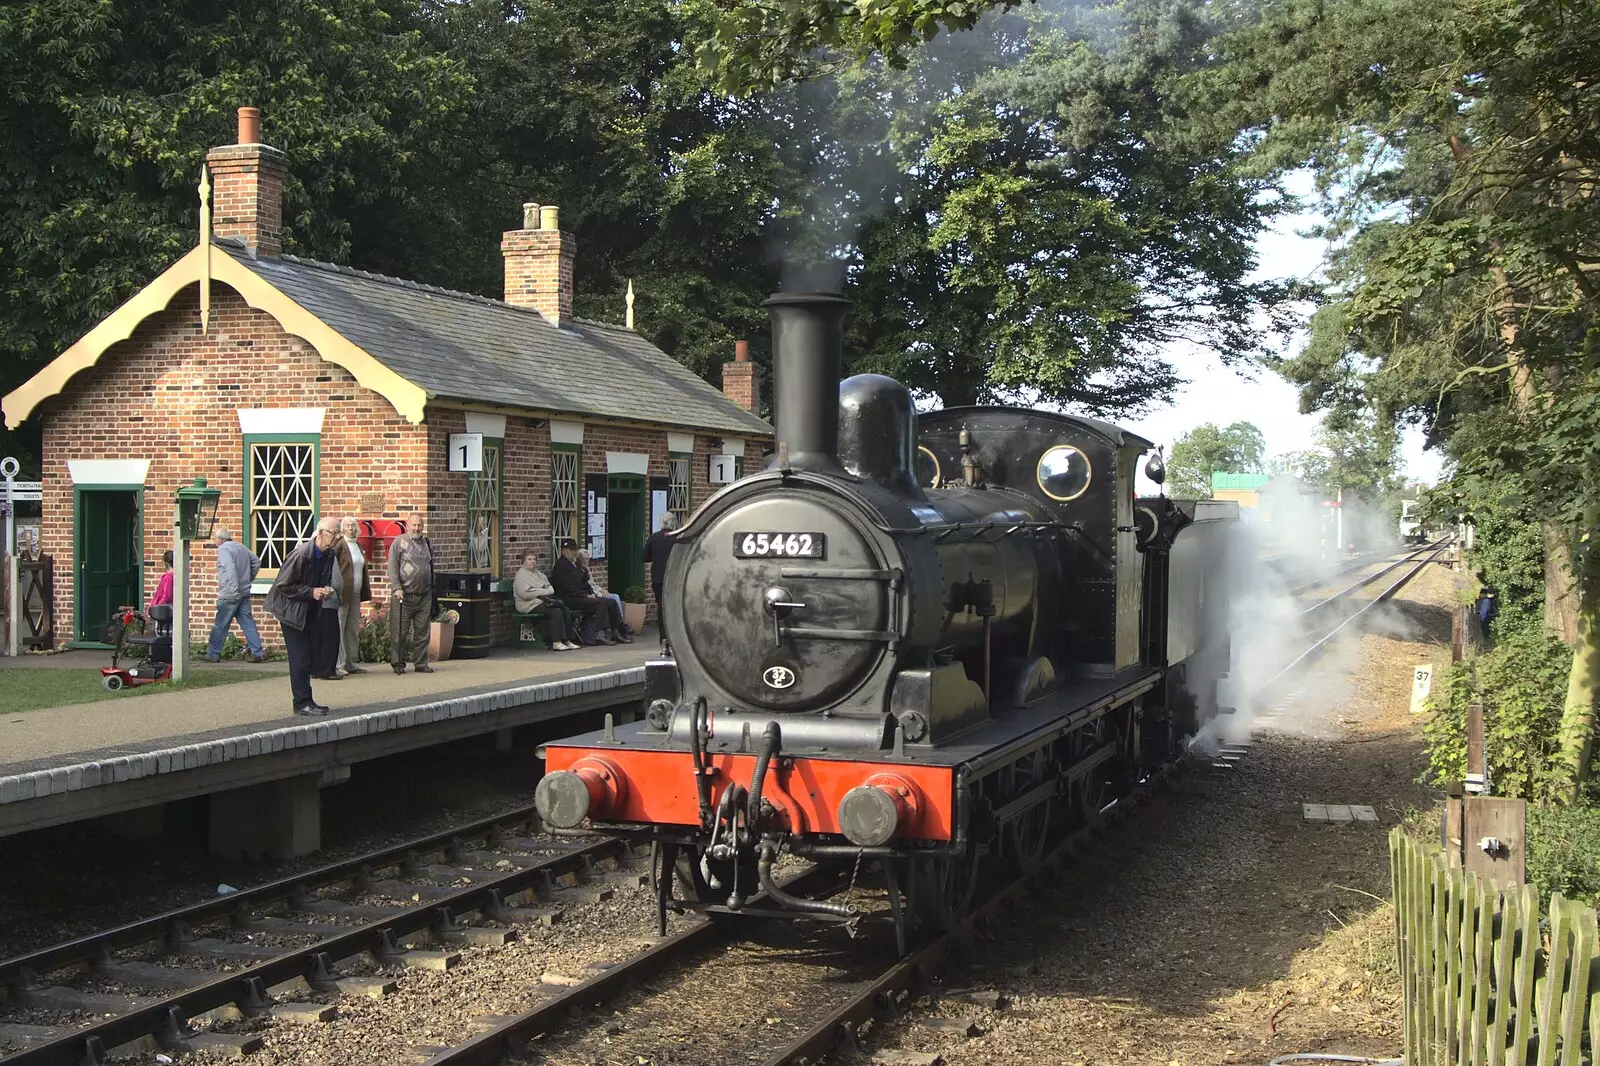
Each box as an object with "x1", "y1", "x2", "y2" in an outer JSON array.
[
  {"x1": 1004, "y1": 750, "x2": 1054, "y2": 873},
  {"x1": 916, "y1": 849, "x2": 980, "y2": 932}
]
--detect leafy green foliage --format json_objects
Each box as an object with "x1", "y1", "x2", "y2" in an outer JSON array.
[
  {"x1": 0, "y1": 0, "x2": 484, "y2": 471},
  {"x1": 1424, "y1": 473, "x2": 1546, "y2": 639},
  {"x1": 833, "y1": 1, "x2": 1298, "y2": 412},
  {"x1": 697, "y1": 0, "x2": 1026, "y2": 95},
  {"x1": 357, "y1": 612, "x2": 390, "y2": 664},
  {"x1": 1166, "y1": 421, "x2": 1266, "y2": 498},
  {"x1": 621, "y1": 585, "x2": 648, "y2": 604},
  {"x1": 1423, "y1": 630, "x2": 1575, "y2": 804},
  {"x1": 1525, "y1": 804, "x2": 1600, "y2": 907}
]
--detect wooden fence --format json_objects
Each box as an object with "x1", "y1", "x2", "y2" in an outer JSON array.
[{"x1": 1390, "y1": 828, "x2": 1599, "y2": 1065}]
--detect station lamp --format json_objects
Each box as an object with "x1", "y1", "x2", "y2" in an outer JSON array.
[{"x1": 175, "y1": 477, "x2": 222, "y2": 541}]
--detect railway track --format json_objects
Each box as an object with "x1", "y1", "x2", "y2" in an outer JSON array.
[
  {"x1": 1291, "y1": 537, "x2": 1452, "y2": 633},
  {"x1": 0, "y1": 807, "x2": 647, "y2": 1064},
  {"x1": 0, "y1": 546, "x2": 1452, "y2": 1066}
]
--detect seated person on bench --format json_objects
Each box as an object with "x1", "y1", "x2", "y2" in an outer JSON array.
[
  {"x1": 575, "y1": 549, "x2": 629, "y2": 634},
  {"x1": 513, "y1": 550, "x2": 580, "y2": 651},
  {"x1": 551, "y1": 539, "x2": 632, "y2": 645}
]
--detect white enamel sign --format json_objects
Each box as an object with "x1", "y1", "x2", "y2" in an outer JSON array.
[
  {"x1": 1409, "y1": 664, "x2": 1434, "y2": 715},
  {"x1": 448, "y1": 433, "x2": 484, "y2": 472},
  {"x1": 709, "y1": 454, "x2": 737, "y2": 484}
]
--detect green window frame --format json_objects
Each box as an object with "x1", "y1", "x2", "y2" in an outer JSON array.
[
  {"x1": 243, "y1": 433, "x2": 320, "y2": 576},
  {"x1": 550, "y1": 443, "x2": 581, "y2": 560},
  {"x1": 468, "y1": 437, "x2": 503, "y2": 574},
  {"x1": 667, "y1": 451, "x2": 691, "y2": 524}
]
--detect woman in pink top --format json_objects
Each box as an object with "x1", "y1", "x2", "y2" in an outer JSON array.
[{"x1": 149, "y1": 550, "x2": 174, "y2": 616}]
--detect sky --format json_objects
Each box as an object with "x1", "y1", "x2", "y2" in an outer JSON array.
[{"x1": 1121, "y1": 177, "x2": 1445, "y2": 496}]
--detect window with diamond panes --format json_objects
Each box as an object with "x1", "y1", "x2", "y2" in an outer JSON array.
[
  {"x1": 667, "y1": 454, "x2": 691, "y2": 524},
  {"x1": 550, "y1": 447, "x2": 580, "y2": 558},
  {"x1": 468, "y1": 440, "x2": 502, "y2": 573},
  {"x1": 246, "y1": 439, "x2": 318, "y2": 574}
]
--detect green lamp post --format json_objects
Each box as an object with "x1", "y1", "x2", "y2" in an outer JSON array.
[
  {"x1": 176, "y1": 477, "x2": 222, "y2": 542},
  {"x1": 171, "y1": 477, "x2": 222, "y2": 681}
]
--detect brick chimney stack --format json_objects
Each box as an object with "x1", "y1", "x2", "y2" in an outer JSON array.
[
  {"x1": 205, "y1": 106, "x2": 288, "y2": 256},
  {"x1": 721, "y1": 339, "x2": 758, "y2": 413},
  {"x1": 501, "y1": 202, "x2": 576, "y2": 327}
]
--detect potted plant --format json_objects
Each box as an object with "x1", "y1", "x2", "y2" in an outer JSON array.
[
  {"x1": 430, "y1": 607, "x2": 460, "y2": 661},
  {"x1": 620, "y1": 586, "x2": 648, "y2": 635}
]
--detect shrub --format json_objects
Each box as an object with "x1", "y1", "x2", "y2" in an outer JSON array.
[
  {"x1": 1421, "y1": 628, "x2": 1574, "y2": 804},
  {"x1": 1526, "y1": 804, "x2": 1600, "y2": 908},
  {"x1": 358, "y1": 613, "x2": 390, "y2": 663},
  {"x1": 621, "y1": 585, "x2": 648, "y2": 604}
]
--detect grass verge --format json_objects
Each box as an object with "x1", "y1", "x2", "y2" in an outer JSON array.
[{"x1": 0, "y1": 668, "x2": 264, "y2": 715}]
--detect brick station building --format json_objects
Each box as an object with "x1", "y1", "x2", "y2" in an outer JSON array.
[{"x1": 2, "y1": 107, "x2": 770, "y2": 652}]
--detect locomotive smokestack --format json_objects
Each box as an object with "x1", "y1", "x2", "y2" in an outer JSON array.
[{"x1": 764, "y1": 292, "x2": 850, "y2": 474}]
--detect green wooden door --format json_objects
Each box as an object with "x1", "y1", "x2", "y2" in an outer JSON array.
[
  {"x1": 606, "y1": 475, "x2": 646, "y2": 594},
  {"x1": 78, "y1": 490, "x2": 140, "y2": 641}
]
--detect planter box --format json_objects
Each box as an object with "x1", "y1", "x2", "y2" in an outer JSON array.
[
  {"x1": 621, "y1": 601, "x2": 647, "y2": 634},
  {"x1": 430, "y1": 621, "x2": 455, "y2": 661}
]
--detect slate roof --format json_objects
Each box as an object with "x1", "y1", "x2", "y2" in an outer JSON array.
[{"x1": 223, "y1": 241, "x2": 771, "y2": 437}]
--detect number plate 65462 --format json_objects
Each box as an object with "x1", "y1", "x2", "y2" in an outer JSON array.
[{"x1": 733, "y1": 532, "x2": 825, "y2": 559}]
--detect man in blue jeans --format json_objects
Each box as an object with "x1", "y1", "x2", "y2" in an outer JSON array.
[{"x1": 207, "y1": 526, "x2": 264, "y2": 662}]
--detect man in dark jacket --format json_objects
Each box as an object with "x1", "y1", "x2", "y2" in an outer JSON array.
[
  {"x1": 264, "y1": 519, "x2": 340, "y2": 716},
  {"x1": 642, "y1": 513, "x2": 679, "y2": 634},
  {"x1": 551, "y1": 539, "x2": 631, "y2": 644}
]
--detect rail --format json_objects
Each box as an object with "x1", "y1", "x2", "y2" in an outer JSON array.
[
  {"x1": 1295, "y1": 537, "x2": 1452, "y2": 622},
  {"x1": 1258, "y1": 541, "x2": 1449, "y2": 701},
  {"x1": 0, "y1": 809, "x2": 632, "y2": 1065}
]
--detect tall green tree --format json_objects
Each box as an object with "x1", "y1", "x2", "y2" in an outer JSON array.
[
  {"x1": 0, "y1": 0, "x2": 479, "y2": 472},
  {"x1": 1186, "y1": 0, "x2": 1600, "y2": 792},
  {"x1": 1166, "y1": 421, "x2": 1266, "y2": 497},
  {"x1": 801, "y1": 2, "x2": 1301, "y2": 414}
]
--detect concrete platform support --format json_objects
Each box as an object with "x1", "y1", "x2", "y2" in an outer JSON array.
[
  {"x1": 209, "y1": 774, "x2": 321, "y2": 860},
  {"x1": 104, "y1": 804, "x2": 167, "y2": 841}
]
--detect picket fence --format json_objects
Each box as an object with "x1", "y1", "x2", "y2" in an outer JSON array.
[{"x1": 1390, "y1": 828, "x2": 1599, "y2": 1065}]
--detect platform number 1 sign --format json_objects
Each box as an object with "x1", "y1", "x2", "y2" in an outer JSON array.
[
  {"x1": 1409, "y1": 664, "x2": 1434, "y2": 715},
  {"x1": 448, "y1": 433, "x2": 483, "y2": 473},
  {"x1": 709, "y1": 454, "x2": 738, "y2": 484}
]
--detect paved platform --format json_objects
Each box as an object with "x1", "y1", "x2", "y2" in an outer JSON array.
[{"x1": 0, "y1": 643, "x2": 653, "y2": 842}]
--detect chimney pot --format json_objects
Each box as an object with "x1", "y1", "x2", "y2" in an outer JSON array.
[
  {"x1": 523, "y1": 202, "x2": 542, "y2": 230},
  {"x1": 540, "y1": 205, "x2": 560, "y2": 231},
  {"x1": 237, "y1": 106, "x2": 261, "y2": 145},
  {"x1": 735, "y1": 340, "x2": 749, "y2": 363}
]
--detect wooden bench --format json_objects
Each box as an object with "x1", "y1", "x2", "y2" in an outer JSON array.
[
  {"x1": 513, "y1": 605, "x2": 598, "y2": 648},
  {"x1": 513, "y1": 611, "x2": 550, "y2": 649}
]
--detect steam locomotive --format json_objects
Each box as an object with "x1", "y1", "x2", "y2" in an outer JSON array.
[{"x1": 534, "y1": 292, "x2": 1241, "y2": 948}]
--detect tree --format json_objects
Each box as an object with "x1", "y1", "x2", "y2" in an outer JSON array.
[
  {"x1": 0, "y1": 0, "x2": 479, "y2": 473},
  {"x1": 815, "y1": 1, "x2": 1301, "y2": 414},
  {"x1": 1166, "y1": 421, "x2": 1266, "y2": 498},
  {"x1": 697, "y1": 0, "x2": 1025, "y2": 94},
  {"x1": 1185, "y1": 0, "x2": 1600, "y2": 792}
]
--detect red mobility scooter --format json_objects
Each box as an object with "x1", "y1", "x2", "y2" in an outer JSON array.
[{"x1": 100, "y1": 604, "x2": 174, "y2": 690}]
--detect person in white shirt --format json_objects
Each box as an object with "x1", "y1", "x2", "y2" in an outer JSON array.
[{"x1": 336, "y1": 516, "x2": 370, "y2": 674}]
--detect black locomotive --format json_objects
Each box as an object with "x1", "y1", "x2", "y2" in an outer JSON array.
[{"x1": 535, "y1": 292, "x2": 1240, "y2": 948}]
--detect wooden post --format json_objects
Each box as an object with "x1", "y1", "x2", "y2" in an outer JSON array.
[
  {"x1": 1465, "y1": 700, "x2": 1487, "y2": 795},
  {"x1": 1461, "y1": 796, "x2": 1526, "y2": 889},
  {"x1": 1452, "y1": 604, "x2": 1466, "y2": 662},
  {"x1": 1442, "y1": 786, "x2": 1464, "y2": 866}
]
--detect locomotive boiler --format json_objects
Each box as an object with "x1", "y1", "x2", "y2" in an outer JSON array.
[{"x1": 534, "y1": 292, "x2": 1238, "y2": 946}]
